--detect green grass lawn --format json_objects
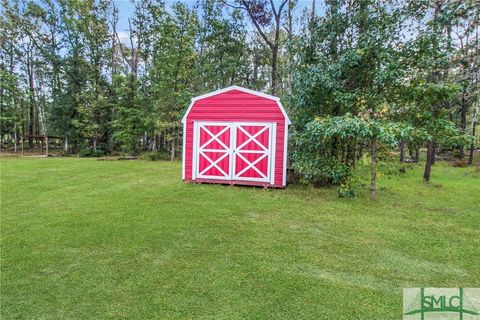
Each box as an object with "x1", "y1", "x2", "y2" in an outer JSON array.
[{"x1": 1, "y1": 157, "x2": 479, "y2": 319}]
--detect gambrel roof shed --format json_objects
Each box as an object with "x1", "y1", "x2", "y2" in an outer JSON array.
[{"x1": 182, "y1": 86, "x2": 290, "y2": 188}]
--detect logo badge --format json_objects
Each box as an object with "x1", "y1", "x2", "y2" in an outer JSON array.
[{"x1": 404, "y1": 288, "x2": 480, "y2": 320}]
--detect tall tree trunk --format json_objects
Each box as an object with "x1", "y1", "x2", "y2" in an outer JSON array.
[
  {"x1": 111, "y1": 4, "x2": 119, "y2": 78},
  {"x1": 240, "y1": 0, "x2": 287, "y2": 95},
  {"x1": 287, "y1": 0, "x2": 293, "y2": 38},
  {"x1": 170, "y1": 132, "x2": 176, "y2": 161},
  {"x1": 149, "y1": 137, "x2": 157, "y2": 152},
  {"x1": 14, "y1": 123, "x2": 17, "y2": 153},
  {"x1": 64, "y1": 137, "x2": 69, "y2": 153},
  {"x1": 253, "y1": 42, "x2": 259, "y2": 86},
  {"x1": 271, "y1": 13, "x2": 281, "y2": 95},
  {"x1": 399, "y1": 141, "x2": 405, "y2": 163},
  {"x1": 409, "y1": 144, "x2": 415, "y2": 162},
  {"x1": 21, "y1": 133, "x2": 24, "y2": 156},
  {"x1": 469, "y1": 15, "x2": 479, "y2": 165},
  {"x1": 271, "y1": 47, "x2": 278, "y2": 95},
  {"x1": 423, "y1": 140, "x2": 435, "y2": 182},
  {"x1": 45, "y1": 136, "x2": 49, "y2": 156},
  {"x1": 469, "y1": 120, "x2": 477, "y2": 165},
  {"x1": 431, "y1": 142, "x2": 436, "y2": 165},
  {"x1": 459, "y1": 82, "x2": 467, "y2": 158},
  {"x1": 27, "y1": 52, "x2": 35, "y2": 148},
  {"x1": 311, "y1": 0, "x2": 316, "y2": 22},
  {"x1": 370, "y1": 136, "x2": 377, "y2": 199},
  {"x1": 93, "y1": 138, "x2": 97, "y2": 151}
]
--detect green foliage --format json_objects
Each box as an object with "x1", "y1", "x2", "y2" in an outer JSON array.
[
  {"x1": 1, "y1": 0, "x2": 477, "y2": 188},
  {"x1": 112, "y1": 74, "x2": 148, "y2": 154},
  {"x1": 79, "y1": 148, "x2": 106, "y2": 157},
  {"x1": 196, "y1": 0, "x2": 249, "y2": 90},
  {"x1": 288, "y1": 0, "x2": 407, "y2": 129},
  {"x1": 336, "y1": 171, "x2": 363, "y2": 198},
  {"x1": 0, "y1": 68, "x2": 24, "y2": 139},
  {"x1": 293, "y1": 115, "x2": 399, "y2": 193},
  {"x1": 432, "y1": 119, "x2": 473, "y2": 149},
  {"x1": 146, "y1": 3, "x2": 199, "y2": 149},
  {"x1": 138, "y1": 151, "x2": 171, "y2": 161},
  {"x1": 288, "y1": 0, "x2": 478, "y2": 189}
]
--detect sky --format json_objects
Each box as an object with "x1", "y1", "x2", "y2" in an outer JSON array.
[
  {"x1": 114, "y1": 0, "x2": 326, "y2": 35},
  {"x1": 115, "y1": 0, "x2": 135, "y2": 32}
]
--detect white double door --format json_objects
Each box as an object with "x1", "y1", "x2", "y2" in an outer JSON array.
[{"x1": 193, "y1": 121, "x2": 276, "y2": 183}]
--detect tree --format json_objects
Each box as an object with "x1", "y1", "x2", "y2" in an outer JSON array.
[
  {"x1": 399, "y1": 0, "x2": 475, "y2": 181},
  {"x1": 1, "y1": 0, "x2": 476, "y2": 182},
  {"x1": 148, "y1": 2, "x2": 198, "y2": 160},
  {"x1": 196, "y1": 0, "x2": 250, "y2": 91},
  {"x1": 449, "y1": 0, "x2": 479, "y2": 159},
  {"x1": 293, "y1": 115, "x2": 398, "y2": 198},
  {"x1": 112, "y1": 73, "x2": 147, "y2": 155},
  {"x1": 223, "y1": 0, "x2": 289, "y2": 95},
  {"x1": 0, "y1": 2, "x2": 25, "y2": 151},
  {"x1": 289, "y1": 0, "x2": 411, "y2": 196},
  {"x1": 75, "y1": 0, "x2": 112, "y2": 152},
  {"x1": 3, "y1": 1, "x2": 45, "y2": 148}
]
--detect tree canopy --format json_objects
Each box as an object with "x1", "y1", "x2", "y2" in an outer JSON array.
[{"x1": 1, "y1": 0, "x2": 478, "y2": 196}]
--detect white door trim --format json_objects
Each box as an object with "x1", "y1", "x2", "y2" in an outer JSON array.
[
  {"x1": 232, "y1": 122, "x2": 273, "y2": 183},
  {"x1": 270, "y1": 122, "x2": 277, "y2": 185},
  {"x1": 193, "y1": 121, "x2": 231, "y2": 181},
  {"x1": 193, "y1": 121, "x2": 276, "y2": 183}
]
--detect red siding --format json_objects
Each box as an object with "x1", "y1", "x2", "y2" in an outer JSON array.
[{"x1": 184, "y1": 89, "x2": 288, "y2": 187}]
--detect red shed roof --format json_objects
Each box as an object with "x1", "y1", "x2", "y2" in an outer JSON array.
[{"x1": 181, "y1": 86, "x2": 291, "y2": 125}]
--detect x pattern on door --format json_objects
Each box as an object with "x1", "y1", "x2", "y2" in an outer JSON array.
[
  {"x1": 196, "y1": 124, "x2": 231, "y2": 179},
  {"x1": 195, "y1": 122, "x2": 274, "y2": 183}
]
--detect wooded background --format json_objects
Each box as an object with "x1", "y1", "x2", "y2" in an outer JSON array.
[{"x1": 1, "y1": 0, "x2": 479, "y2": 196}]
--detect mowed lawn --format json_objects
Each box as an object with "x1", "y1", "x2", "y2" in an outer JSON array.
[{"x1": 1, "y1": 157, "x2": 479, "y2": 319}]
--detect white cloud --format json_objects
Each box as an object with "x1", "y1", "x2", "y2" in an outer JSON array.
[{"x1": 116, "y1": 31, "x2": 137, "y2": 47}]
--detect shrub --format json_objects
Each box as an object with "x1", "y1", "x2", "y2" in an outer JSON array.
[
  {"x1": 79, "y1": 149, "x2": 106, "y2": 157},
  {"x1": 138, "y1": 152, "x2": 171, "y2": 161},
  {"x1": 452, "y1": 159, "x2": 468, "y2": 167},
  {"x1": 337, "y1": 181, "x2": 357, "y2": 198}
]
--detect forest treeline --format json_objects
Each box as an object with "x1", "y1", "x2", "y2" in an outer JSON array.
[{"x1": 0, "y1": 0, "x2": 479, "y2": 197}]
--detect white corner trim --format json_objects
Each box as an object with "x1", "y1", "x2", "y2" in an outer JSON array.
[
  {"x1": 191, "y1": 121, "x2": 275, "y2": 184},
  {"x1": 193, "y1": 85, "x2": 279, "y2": 102},
  {"x1": 277, "y1": 101, "x2": 292, "y2": 125},
  {"x1": 181, "y1": 100, "x2": 195, "y2": 124},
  {"x1": 182, "y1": 121, "x2": 186, "y2": 180},
  {"x1": 181, "y1": 86, "x2": 291, "y2": 125},
  {"x1": 283, "y1": 124, "x2": 289, "y2": 187},
  {"x1": 270, "y1": 123, "x2": 276, "y2": 185}
]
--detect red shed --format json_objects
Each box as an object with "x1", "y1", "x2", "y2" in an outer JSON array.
[{"x1": 182, "y1": 86, "x2": 291, "y2": 188}]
